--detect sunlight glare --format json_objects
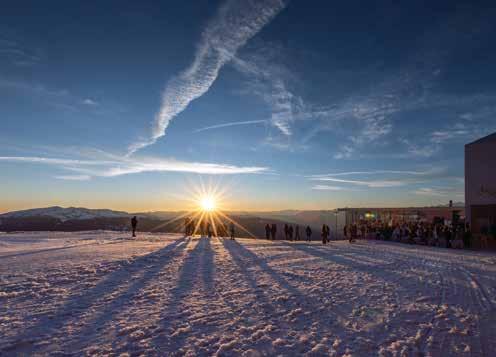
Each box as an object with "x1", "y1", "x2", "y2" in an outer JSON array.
[{"x1": 200, "y1": 196, "x2": 216, "y2": 211}]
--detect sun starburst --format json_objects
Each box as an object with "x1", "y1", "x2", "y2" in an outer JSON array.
[
  {"x1": 199, "y1": 196, "x2": 216, "y2": 212},
  {"x1": 150, "y1": 177, "x2": 256, "y2": 238}
]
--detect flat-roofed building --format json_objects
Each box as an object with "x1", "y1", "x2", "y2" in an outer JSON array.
[
  {"x1": 465, "y1": 132, "x2": 496, "y2": 235},
  {"x1": 329, "y1": 206, "x2": 464, "y2": 239}
]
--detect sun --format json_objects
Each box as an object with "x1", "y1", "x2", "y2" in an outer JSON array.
[{"x1": 200, "y1": 196, "x2": 216, "y2": 212}]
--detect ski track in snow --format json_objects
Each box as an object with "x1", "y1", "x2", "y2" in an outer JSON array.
[{"x1": 1, "y1": 231, "x2": 495, "y2": 356}]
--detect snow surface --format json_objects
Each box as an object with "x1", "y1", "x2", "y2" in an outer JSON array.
[{"x1": 1, "y1": 231, "x2": 495, "y2": 356}]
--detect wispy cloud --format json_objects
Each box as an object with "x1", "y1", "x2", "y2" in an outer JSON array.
[
  {"x1": 414, "y1": 187, "x2": 464, "y2": 198},
  {"x1": 82, "y1": 98, "x2": 98, "y2": 106},
  {"x1": 0, "y1": 155, "x2": 268, "y2": 178},
  {"x1": 308, "y1": 167, "x2": 451, "y2": 189},
  {"x1": 311, "y1": 185, "x2": 345, "y2": 191},
  {"x1": 0, "y1": 36, "x2": 41, "y2": 66},
  {"x1": 310, "y1": 177, "x2": 406, "y2": 188},
  {"x1": 128, "y1": 0, "x2": 287, "y2": 154},
  {"x1": 194, "y1": 119, "x2": 267, "y2": 133},
  {"x1": 309, "y1": 169, "x2": 442, "y2": 177},
  {"x1": 231, "y1": 43, "x2": 339, "y2": 151},
  {"x1": 0, "y1": 156, "x2": 114, "y2": 166},
  {"x1": 0, "y1": 78, "x2": 108, "y2": 114},
  {"x1": 54, "y1": 175, "x2": 91, "y2": 181}
]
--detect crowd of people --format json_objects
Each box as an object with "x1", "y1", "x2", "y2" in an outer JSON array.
[
  {"x1": 183, "y1": 217, "x2": 236, "y2": 239},
  {"x1": 258, "y1": 220, "x2": 484, "y2": 250},
  {"x1": 263, "y1": 223, "x2": 333, "y2": 244},
  {"x1": 131, "y1": 216, "x2": 489, "y2": 249},
  {"x1": 343, "y1": 221, "x2": 476, "y2": 249}
]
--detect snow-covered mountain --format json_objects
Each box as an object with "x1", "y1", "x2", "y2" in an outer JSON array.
[{"x1": 0, "y1": 206, "x2": 129, "y2": 222}]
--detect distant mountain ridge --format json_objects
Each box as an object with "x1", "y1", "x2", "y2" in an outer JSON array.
[
  {"x1": 0, "y1": 206, "x2": 300, "y2": 238},
  {"x1": 0, "y1": 205, "x2": 465, "y2": 236},
  {"x1": 0, "y1": 206, "x2": 130, "y2": 221}
]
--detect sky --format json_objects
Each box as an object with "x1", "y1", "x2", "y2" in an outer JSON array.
[{"x1": 1, "y1": 0, "x2": 496, "y2": 213}]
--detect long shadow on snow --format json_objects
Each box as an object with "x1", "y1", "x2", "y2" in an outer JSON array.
[
  {"x1": 151, "y1": 237, "x2": 208, "y2": 353},
  {"x1": 285, "y1": 242, "x2": 433, "y2": 287},
  {"x1": 69, "y1": 237, "x2": 192, "y2": 351},
  {"x1": 0, "y1": 239, "x2": 125, "y2": 259},
  {"x1": 170, "y1": 236, "x2": 228, "y2": 355},
  {"x1": 222, "y1": 240, "x2": 307, "y2": 314},
  {"x1": 1, "y1": 236, "x2": 188, "y2": 354},
  {"x1": 221, "y1": 239, "x2": 350, "y2": 333},
  {"x1": 277, "y1": 243, "x2": 439, "y2": 345}
]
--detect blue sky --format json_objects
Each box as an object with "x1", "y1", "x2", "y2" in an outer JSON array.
[{"x1": 1, "y1": 0, "x2": 496, "y2": 212}]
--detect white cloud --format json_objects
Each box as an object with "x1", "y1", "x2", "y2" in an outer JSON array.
[
  {"x1": 128, "y1": 0, "x2": 287, "y2": 154},
  {"x1": 232, "y1": 48, "x2": 334, "y2": 141},
  {"x1": 308, "y1": 167, "x2": 449, "y2": 189},
  {"x1": 414, "y1": 187, "x2": 464, "y2": 198},
  {"x1": 0, "y1": 78, "x2": 106, "y2": 113},
  {"x1": 54, "y1": 175, "x2": 91, "y2": 181},
  {"x1": 0, "y1": 36, "x2": 41, "y2": 66},
  {"x1": 0, "y1": 156, "x2": 115, "y2": 166},
  {"x1": 430, "y1": 129, "x2": 469, "y2": 144},
  {"x1": 0, "y1": 155, "x2": 269, "y2": 178},
  {"x1": 333, "y1": 145, "x2": 354, "y2": 159},
  {"x1": 309, "y1": 169, "x2": 442, "y2": 177},
  {"x1": 82, "y1": 98, "x2": 98, "y2": 106},
  {"x1": 194, "y1": 119, "x2": 267, "y2": 132},
  {"x1": 310, "y1": 177, "x2": 406, "y2": 188},
  {"x1": 311, "y1": 185, "x2": 345, "y2": 191},
  {"x1": 399, "y1": 138, "x2": 439, "y2": 158}
]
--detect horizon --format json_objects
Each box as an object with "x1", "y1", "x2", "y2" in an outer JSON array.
[
  {"x1": 2, "y1": 0, "x2": 496, "y2": 212},
  {"x1": 0, "y1": 202, "x2": 467, "y2": 216}
]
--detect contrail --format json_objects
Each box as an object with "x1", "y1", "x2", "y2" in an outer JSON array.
[
  {"x1": 128, "y1": 0, "x2": 287, "y2": 154},
  {"x1": 194, "y1": 119, "x2": 267, "y2": 133},
  {"x1": 0, "y1": 155, "x2": 268, "y2": 178}
]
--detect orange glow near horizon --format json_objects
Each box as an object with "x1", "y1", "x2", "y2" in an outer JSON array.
[{"x1": 156, "y1": 177, "x2": 258, "y2": 238}]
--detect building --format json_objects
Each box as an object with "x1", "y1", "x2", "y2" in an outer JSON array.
[
  {"x1": 465, "y1": 132, "x2": 496, "y2": 235},
  {"x1": 329, "y1": 206, "x2": 464, "y2": 239}
]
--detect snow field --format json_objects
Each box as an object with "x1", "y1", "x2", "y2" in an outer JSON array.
[{"x1": 1, "y1": 231, "x2": 495, "y2": 356}]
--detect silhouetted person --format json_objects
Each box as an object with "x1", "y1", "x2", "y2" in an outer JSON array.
[
  {"x1": 207, "y1": 222, "x2": 212, "y2": 238},
  {"x1": 305, "y1": 226, "x2": 312, "y2": 242},
  {"x1": 184, "y1": 218, "x2": 190, "y2": 236},
  {"x1": 322, "y1": 224, "x2": 328, "y2": 245},
  {"x1": 131, "y1": 216, "x2": 138, "y2": 237},
  {"x1": 190, "y1": 220, "x2": 196, "y2": 236},
  {"x1": 463, "y1": 223, "x2": 471, "y2": 248},
  {"x1": 289, "y1": 225, "x2": 294, "y2": 241},
  {"x1": 271, "y1": 224, "x2": 277, "y2": 240},
  {"x1": 265, "y1": 224, "x2": 271, "y2": 240},
  {"x1": 284, "y1": 224, "x2": 289, "y2": 240},
  {"x1": 230, "y1": 222, "x2": 235, "y2": 240},
  {"x1": 295, "y1": 225, "x2": 300, "y2": 241},
  {"x1": 325, "y1": 224, "x2": 330, "y2": 243}
]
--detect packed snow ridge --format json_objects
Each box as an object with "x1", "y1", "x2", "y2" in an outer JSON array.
[{"x1": 1, "y1": 231, "x2": 495, "y2": 356}]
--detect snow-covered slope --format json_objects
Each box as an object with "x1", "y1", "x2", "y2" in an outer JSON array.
[
  {"x1": 0, "y1": 206, "x2": 129, "y2": 221},
  {"x1": 1, "y1": 232, "x2": 495, "y2": 355}
]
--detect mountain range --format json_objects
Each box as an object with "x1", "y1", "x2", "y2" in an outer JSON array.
[
  {"x1": 0, "y1": 206, "x2": 311, "y2": 239},
  {"x1": 0, "y1": 204, "x2": 465, "y2": 238}
]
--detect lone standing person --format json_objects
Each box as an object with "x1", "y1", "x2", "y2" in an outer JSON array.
[
  {"x1": 305, "y1": 226, "x2": 312, "y2": 242},
  {"x1": 265, "y1": 224, "x2": 271, "y2": 240},
  {"x1": 230, "y1": 222, "x2": 235, "y2": 240},
  {"x1": 322, "y1": 224, "x2": 328, "y2": 245},
  {"x1": 131, "y1": 216, "x2": 138, "y2": 237},
  {"x1": 271, "y1": 224, "x2": 277, "y2": 240}
]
